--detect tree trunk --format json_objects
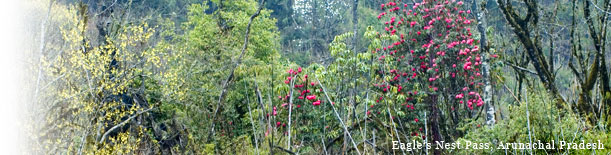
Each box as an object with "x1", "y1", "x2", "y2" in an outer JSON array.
[
  {"x1": 496, "y1": 0, "x2": 566, "y2": 109},
  {"x1": 429, "y1": 95, "x2": 441, "y2": 155},
  {"x1": 474, "y1": 0, "x2": 495, "y2": 127},
  {"x1": 352, "y1": 0, "x2": 358, "y2": 51},
  {"x1": 34, "y1": 0, "x2": 53, "y2": 104}
]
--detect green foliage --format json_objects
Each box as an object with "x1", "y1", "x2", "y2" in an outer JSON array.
[
  {"x1": 160, "y1": 0, "x2": 283, "y2": 152},
  {"x1": 457, "y1": 92, "x2": 610, "y2": 154}
]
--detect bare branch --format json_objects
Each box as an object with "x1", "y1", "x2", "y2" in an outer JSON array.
[
  {"x1": 590, "y1": 0, "x2": 611, "y2": 15},
  {"x1": 245, "y1": 82, "x2": 259, "y2": 155},
  {"x1": 273, "y1": 145, "x2": 295, "y2": 154},
  {"x1": 210, "y1": 0, "x2": 267, "y2": 141},
  {"x1": 99, "y1": 108, "x2": 154, "y2": 144},
  {"x1": 507, "y1": 62, "x2": 538, "y2": 75},
  {"x1": 287, "y1": 74, "x2": 296, "y2": 150},
  {"x1": 316, "y1": 77, "x2": 361, "y2": 155}
]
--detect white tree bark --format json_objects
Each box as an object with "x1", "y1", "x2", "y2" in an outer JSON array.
[{"x1": 472, "y1": 0, "x2": 495, "y2": 126}]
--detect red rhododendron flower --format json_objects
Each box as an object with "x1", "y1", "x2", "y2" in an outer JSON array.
[
  {"x1": 306, "y1": 95, "x2": 316, "y2": 100},
  {"x1": 312, "y1": 100, "x2": 321, "y2": 106}
]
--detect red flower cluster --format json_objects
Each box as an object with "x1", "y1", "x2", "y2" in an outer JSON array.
[
  {"x1": 374, "y1": 0, "x2": 492, "y2": 116},
  {"x1": 281, "y1": 67, "x2": 325, "y2": 107}
]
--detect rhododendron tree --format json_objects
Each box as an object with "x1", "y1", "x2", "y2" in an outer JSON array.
[
  {"x1": 271, "y1": 66, "x2": 338, "y2": 150},
  {"x1": 373, "y1": 0, "x2": 487, "y2": 144}
]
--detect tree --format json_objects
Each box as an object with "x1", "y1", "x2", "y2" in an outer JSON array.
[
  {"x1": 497, "y1": 0, "x2": 610, "y2": 126},
  {"x1": 161, "y1": 0, "x2": 280, "y2": 152},
  {"x1": 496, "y1": 0, "x2": 567, "y2": 109},
  {"x1": 373, "y1": 1, "x2": 486, "y2": 154},
  {"x1": 471, "y1": 0, "x2": 495, "y2": 126},
  {"x1": 34, "y1": 3, "x2": 166, "y2": 153}
]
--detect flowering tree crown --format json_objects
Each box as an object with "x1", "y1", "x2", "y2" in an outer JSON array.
[{"x1": 375, "y1": 0, "x2": 484, "y2": 110}]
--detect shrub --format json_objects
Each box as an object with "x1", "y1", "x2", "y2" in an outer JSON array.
[{"x1": 457, "y1": 92, "x2": 611, "y2": 154}]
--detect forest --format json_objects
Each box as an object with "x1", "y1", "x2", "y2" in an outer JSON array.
[{"x1": 19, "y1": 0, "x2": 611, "y2": 154}]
